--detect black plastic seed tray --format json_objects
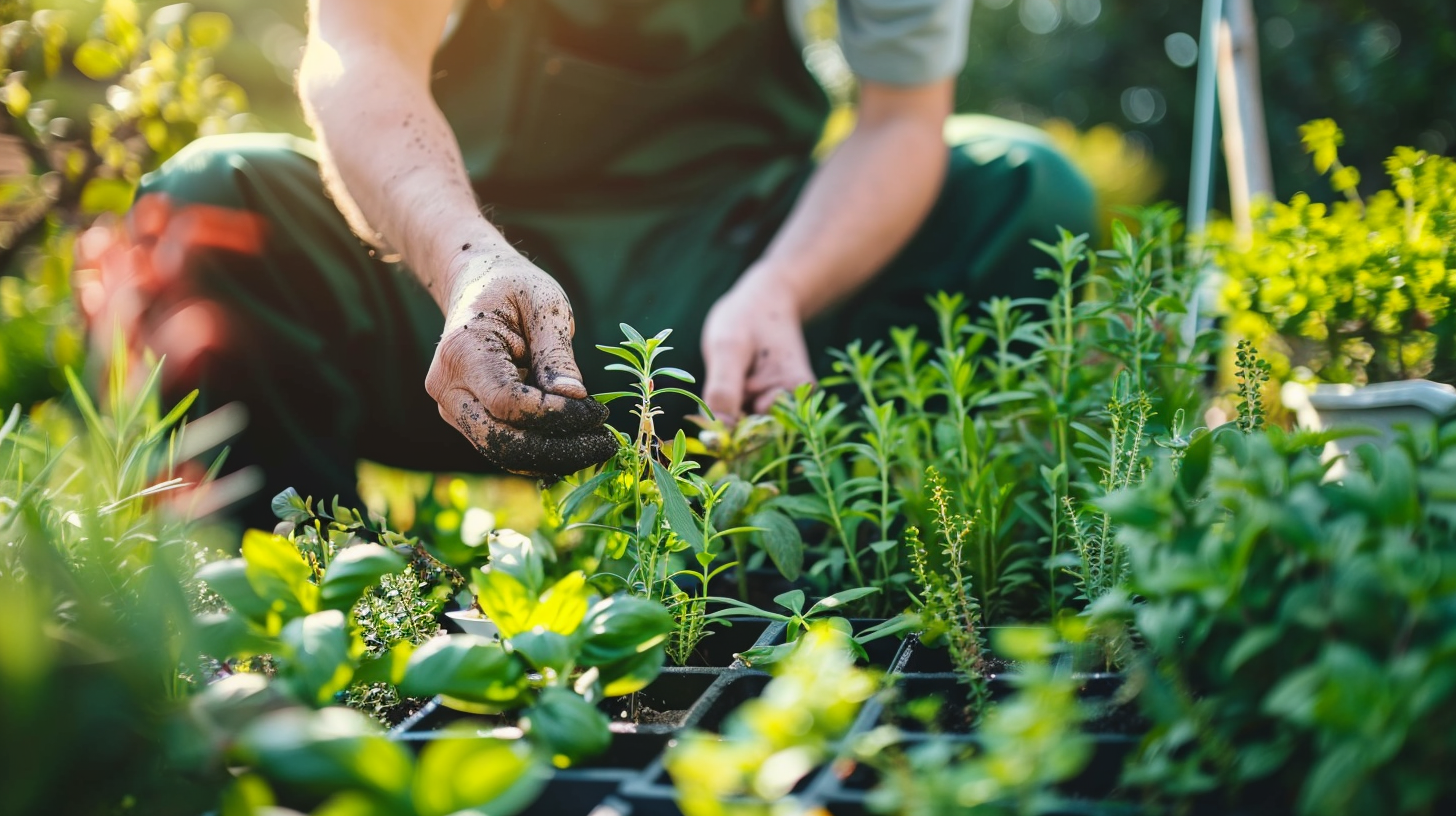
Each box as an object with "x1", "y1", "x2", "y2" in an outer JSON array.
[{"x1": 391, "y1": 618, "x2": 1147, "y2": 816}]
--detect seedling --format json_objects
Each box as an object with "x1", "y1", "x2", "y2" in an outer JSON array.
[{"x1": 703, "y1": 587, "x2": 913, "y2": 667}]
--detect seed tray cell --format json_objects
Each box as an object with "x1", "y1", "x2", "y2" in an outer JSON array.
[
  {"x1": 750, "y1": 618, "x2": 909, "y2": 671},
  {"x1": 676, "y1": 617, "x2": 772, "y2": 669}
]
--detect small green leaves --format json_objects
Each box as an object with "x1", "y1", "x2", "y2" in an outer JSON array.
[
  {"x1": 807, "y1": 587, "x2": 880, "y2": 617},
  {"x1": 1299, "y1": 118, "x2": 1344, "y2": 174},
  {"x1": 594, "y1": 643, "x2": 668, "y2": 697},
  {"x1": 73, "y1": 40, "x2": 126, "y2": 80},
  {"x1": 473, "y1": 569, "x2": 594, "y2": 640},
  {"x1": 186, "y1": 12, "x2": 233, "y2": 49},
  {"x1": 271, "y1": 487, "x2": 314, "y2": 524},
  {"x1": 653, "y1": 366, "x2": 695, "y2": 383}
]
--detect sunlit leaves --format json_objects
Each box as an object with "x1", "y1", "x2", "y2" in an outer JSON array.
[{"x1": 1219, "y1": 122, "x2": 1456, "y2": 384}]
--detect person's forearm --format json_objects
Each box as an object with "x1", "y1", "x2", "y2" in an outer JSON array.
[
  {"x1": 742, "y1": 113, "x2": 948, "y2": 320},
  {"x1": 299, "y1": 49, "x2": 513, "y2": 312}
]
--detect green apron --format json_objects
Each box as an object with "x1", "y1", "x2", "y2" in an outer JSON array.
[
  {"x1": 429, "y1": 0, "x2": 828, "y2": 370},
  {"x1": 132, "y1": 0, "x2": 1094, "y2": 524}
]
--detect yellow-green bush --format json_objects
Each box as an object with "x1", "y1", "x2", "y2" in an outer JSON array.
[{"x1": 1218, "y1": 120, "x2": 1456, "y2": 385}]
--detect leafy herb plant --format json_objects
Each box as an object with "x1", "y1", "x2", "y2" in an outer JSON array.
[
  {"x1": 1095, "y1": 422, "x2": 1456, "y2": 814},
  {"x1": 1220, "y1": 119, "x2": 1456, "y2": 385}
]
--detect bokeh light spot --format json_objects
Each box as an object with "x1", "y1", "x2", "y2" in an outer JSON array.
[
  {"x1": 1164, "y1": 32, "x2": 1198, "y2": 68},
  {"x1": 1120, "y1": 86, "x2": 1166, "y2": 126},
  {"x1": 1066, "y1": 0, "x2": 1101, "y2": 26},
  {"x1": 1020, "y1": 0, "x2": 1062, "y2": 36},
  {"x1": 1264, "y1": 17, "x2": 1295, "y2": 50}
]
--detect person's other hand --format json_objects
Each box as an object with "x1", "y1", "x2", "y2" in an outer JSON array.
[
  {"x1": 425, "y1": 255, "x2": 617, "y2": 476},
  {"x1": 701, "y1": 272, "x2": 815, "y2": 424}
]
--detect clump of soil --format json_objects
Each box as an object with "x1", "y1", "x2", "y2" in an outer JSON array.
[{"x1": 605, "y1": 693, "x2": 690, "y2": 727}]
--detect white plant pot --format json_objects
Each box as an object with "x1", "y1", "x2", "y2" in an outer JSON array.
[
  {"x1": 1282, "y1": 379, "x2": 1456, "y2": 475},
  {"x1": 445, "y1": 609, "x2": 501, "y2": 641}
]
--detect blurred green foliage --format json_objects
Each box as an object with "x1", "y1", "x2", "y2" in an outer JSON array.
[
  {"x1": 1, "y1": 0, "x2": 254, "y2": 408},
  {"x1": 1218, "y1": 120, "x2": 1456, "y2": 384},
  {"x1": 0, "y1": 355, "x2": 224, "y2": 816},
  {"x1": 958, "y1": 0, "x2": 1456, "y2": 209}
]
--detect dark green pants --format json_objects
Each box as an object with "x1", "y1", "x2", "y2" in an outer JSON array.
[{"x1": 134, "y1": 118, "x2": 1093, "y2": 524}]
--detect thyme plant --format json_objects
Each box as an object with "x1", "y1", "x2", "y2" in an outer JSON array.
[{"x1": 906, "y1": 468, "x2": 989, "y2": 716}]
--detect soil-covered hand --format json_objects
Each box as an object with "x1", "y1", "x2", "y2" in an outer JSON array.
[
  {"x1": 425, "y1": 255, "x2": 617, "y2": 477},
  {"x1": 701, "y1": 274, "x2": 815, "y2": 424}
]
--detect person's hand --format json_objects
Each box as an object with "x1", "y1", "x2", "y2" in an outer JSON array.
[
  {"x1": 701, "y1": 272, "x2": 815, "y2": 424},
  {"x1": 425, "y1": 254, "x2": 617, "y2": 477}
]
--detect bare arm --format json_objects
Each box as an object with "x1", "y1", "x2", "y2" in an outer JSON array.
[
  {"x1": 299, "y1": 0, "x2": 486, "y2": 302},
  {"x1": 299, "y1": 0, "x2": 615, "y2": 475},
  {"x1": 702, "y1": 79, "x2": 953, "y2": 420}
]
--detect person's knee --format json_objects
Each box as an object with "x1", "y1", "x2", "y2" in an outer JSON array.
[
  {"x1": 949, "y1": 120, "x2": 1097, "y2": 243},
  {"x1": 140, "y1": 132, "x2": 318, "y2": 208},
  {"x1": 1016, "y1": 137, "x2": 1097, "y2": 242}
]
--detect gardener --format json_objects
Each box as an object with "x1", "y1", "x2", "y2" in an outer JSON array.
[{"x1": 76, "y1": 0, "x2": 1093, "y2": 522}]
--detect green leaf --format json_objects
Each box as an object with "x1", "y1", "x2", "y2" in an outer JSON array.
[
  {"x1": 578, "y1": 595, "x2": 676, "y2": 666},
  {"x1": 593, "y1": 390, "x2": 637, "y2": 403},
  {"x1": 486, "y1": 531, "x2": 546, "y2": 594},
  {"x1": 508, "y1": 628, "x2": 578, "y2": 673},
  {"x1": 764, "y1": 493, "x2": 831, "y2": 522},
  {"x1": 312, "y1": 791, "x2": 394, "y2": 816},
  {"x1": 193, "y1": 611, "x2": 274, "y2": 661},
  {"x1": 352, "y1": 642, "x2": 414, "y2": 687},
  {"x1": 471, "y1": 568, "x2": 534, "y2": 639},
  {"x1": 651, "y1": 460, "x2": 706, "y2": 551},
  {"x1": 596, "y1": 643, "x2": 667, "y2": 697},
  {"x1": 710, "y1": 477, "x2": 754, "y2": 532},
  {"x1": 280, "y1": 610, "x2": 356, "y2": 706},
  {"x1": 747, "y1": 509, "x2": 804, "y2": 582},
  {"x1": 523, "y1": 571, "x2": 594, "y2": 635},
  {"x1": 220, "y1": 774, "x2": 275, "y2": 816},
  {"x1": 586, "y1": 572, "x2": 630, "y2": 597},
  {"x1": 774, "y1": 589, "x2": 806, "y2": 615},
  {"x1": 241, "y1": 529, "x2": 319, "y2": 620},
  {"x1": 187, "y1": 11, "x2": 233, "y2": 48},
  {"x1": 320, "y1": 544, "x2": 406, "y2": 613},
  {"x1": 520, "y1": 687, "x2": 611, "y2": 766},
  {"x1": 235, "y1": 707, "x2": 413, "y2": 799},
  {"x1": 195, "y1": 558, "x2": 272, "y2": 623},
  {"x1": 399, "y1": 635, "x2": 527, "y2": 707},
  {"x1": 413, "y1": 733, "x2": 543, "y2": 816},
  {"x1": 78, "y1": 177, "x2": 135, "y2": 216},
  {"x1": 653, "y1": 366, "x2": 695, "y2": 383},
  {"x1": 1224, "y1": 625, "x2": 1283, "y2": 675},
  {"x1": 736, "y1": 640, "x2": 800, "y2": 668},
  {"x1": 807, "y1": 587, "x2": 879, "y2": 617},
  {"x1": 73, "y1": 40, "x2": 125, "y2": 80},
  {"x1": 270, "y1": 487, "x2": 313, "y2": 524}
]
